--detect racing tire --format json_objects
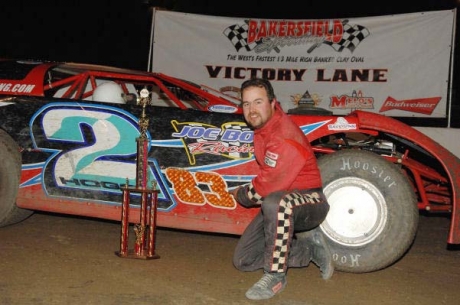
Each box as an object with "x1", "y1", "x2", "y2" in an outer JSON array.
[
  {"x1": 0, "y1": 129, "x2": 33, "y2": 227},
  {"x1": 317, "y1": 149, "x2": 418, "y2": 273}
]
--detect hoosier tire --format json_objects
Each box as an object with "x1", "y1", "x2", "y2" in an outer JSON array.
[
  {"x1": 0, "y1": 129, "x2": 32, "y2": 227},
  {"x1": 317, "y1": 149, "x2": 418, "y2": 273}
]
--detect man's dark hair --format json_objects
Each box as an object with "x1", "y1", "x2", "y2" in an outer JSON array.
[{"x1": 241, "y1": 78, "x2": 276, "y2": 102}]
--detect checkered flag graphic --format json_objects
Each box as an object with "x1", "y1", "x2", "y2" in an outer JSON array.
[
  {"x1": 223, "y1": 22, "x2": 260, "y2": 52},
  {"x1": 220, "y1": 122, "x2": 253, "y2": 159},
  {"x1": 324, "y1": 22, "x2": 370, "y2": 52}
]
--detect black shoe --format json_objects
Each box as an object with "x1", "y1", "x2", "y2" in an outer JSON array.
[
  {"x1": 298, "y1": 228, "x2": 334, "y2": 280},
  {"x1": 245, "y1": 272, "x2": 287, "y2": 300}
]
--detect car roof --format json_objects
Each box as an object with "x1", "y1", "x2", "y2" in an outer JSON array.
[
  {"x1": 0, "y1": 58, "x2": 242, "y2": 113},
  {"x1": 0, "y1": 58, "x2": 151, "y2": 78}
]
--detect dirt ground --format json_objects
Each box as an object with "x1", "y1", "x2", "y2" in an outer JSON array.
[{"x1": 0, "y1": 212, "x2": 459, "y2": 305}]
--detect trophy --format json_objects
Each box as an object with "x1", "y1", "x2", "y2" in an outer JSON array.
[{"x1": 116, "y1": 88, "x2": 160, "y2": 260}]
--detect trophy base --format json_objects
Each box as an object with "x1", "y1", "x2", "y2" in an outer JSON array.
[{"x1": 115, "y1": 250, "x2": 160, "y2": 260}]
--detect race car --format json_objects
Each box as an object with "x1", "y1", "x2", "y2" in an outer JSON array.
[{"x1": 0, "y1": 59, "x2": 459, "y2": 273}]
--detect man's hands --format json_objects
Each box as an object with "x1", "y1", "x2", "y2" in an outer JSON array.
[{"x1": 229, "y1": 185, "x2": 260, "y2": 208}]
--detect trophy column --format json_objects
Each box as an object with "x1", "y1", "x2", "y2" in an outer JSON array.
[{"x1": 116, "y1": 88, "x2": 160, "y2": 260}]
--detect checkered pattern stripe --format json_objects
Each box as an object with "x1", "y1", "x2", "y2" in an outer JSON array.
[
  {"x1": 284, "y1": 191, "x2": 323, "y2": 205},
  {"x1": 270, "y1": 202, "x2": 291, "y2": 272},
  {"x1": 324, "y1": 22, "x2": 370, "y2": 52},
  {"x1": 223, "y1": 23, "x2": 260, "y2": 52},
  {"x1": 270, "y1": 191, "x2": 323, "y2": 272},
  {"x1": 247, "y1": 182, "x2": 264, "y2": 204}
]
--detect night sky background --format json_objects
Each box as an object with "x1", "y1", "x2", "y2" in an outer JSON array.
[{"x1": 1, "y1": 0, "x2": 458, "y2": 71}]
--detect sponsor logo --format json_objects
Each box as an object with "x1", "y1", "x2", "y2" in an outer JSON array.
[
  {"x1": 291, "y1": 90, "x2": 322, "y2": 107},
  {"x1": 379, "y1": 96, "x2": 441, "y2": 115},
  {"x1": 266, "y1": 150, "x2": 278, "y2": 160},
  {"x1": 208, "y1": 105, "x2": 238, "y2": 113},
  {"x1": 171, "y1": 120, "x2": 254, "y2": 165},
  {"x1": 223, "y1": 19, "x2": 370, "y2": 54},
  {"x1": 330, "y1": 90, "x2": 374, "y2": 110},
  {"x1": 327, "y1": 117, "x2": 357, "y2": 130},
  {"x1": 264, "y1": 150, "x2": 278, "y2": 168},
  {"x1": 264, "y1": 156, "x2": 277, "y2": 167},
  {"x1": 0, "y1": 82, "x2": 35, "y2": 93}
]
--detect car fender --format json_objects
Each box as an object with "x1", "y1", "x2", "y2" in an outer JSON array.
[{"x1": 351, "y1": 110, "x2": 460, "y2": 244}]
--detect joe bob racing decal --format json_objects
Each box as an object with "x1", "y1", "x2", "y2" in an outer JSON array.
[{"x1": 170, "y1": 120, "x2": 254, "y2": 165}]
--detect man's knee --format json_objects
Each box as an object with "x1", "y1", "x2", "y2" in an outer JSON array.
[{"x1": 233, "y1": 255, "x2": 243, "y2": 270}]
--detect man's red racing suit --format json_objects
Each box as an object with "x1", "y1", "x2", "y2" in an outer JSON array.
[{"x1": 233, "y1": 102, "x2": 330, "y2": 273}]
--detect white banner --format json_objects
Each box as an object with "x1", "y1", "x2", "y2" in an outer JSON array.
[{"x1": 151, "y1": 9, "x2": 455, "y2": 118}]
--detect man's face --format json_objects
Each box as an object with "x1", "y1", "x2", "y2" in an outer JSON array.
[{"x1": 241, "y1": 86, "x2": 276, "y2": 129}]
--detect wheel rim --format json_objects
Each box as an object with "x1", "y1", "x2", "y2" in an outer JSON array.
[{"x1": 321, "y1": 177, "x2": 388, "y2": 247}]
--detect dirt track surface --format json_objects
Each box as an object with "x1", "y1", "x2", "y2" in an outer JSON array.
[{"x1": 1, "y1": 212, "x2": 459, "y2": 305}]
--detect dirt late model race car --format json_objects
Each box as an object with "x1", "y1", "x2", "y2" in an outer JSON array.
[{"x1": 0, "y1": 59, "x2": 459, "y2": 273}]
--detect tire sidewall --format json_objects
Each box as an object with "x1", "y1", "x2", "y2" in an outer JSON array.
[
  {"x1": 318, "y1": 150, "x2": 418, "y2": 273},
  {"x1": 0, "y1": 129, "x2": 31, "y2": 227}
]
